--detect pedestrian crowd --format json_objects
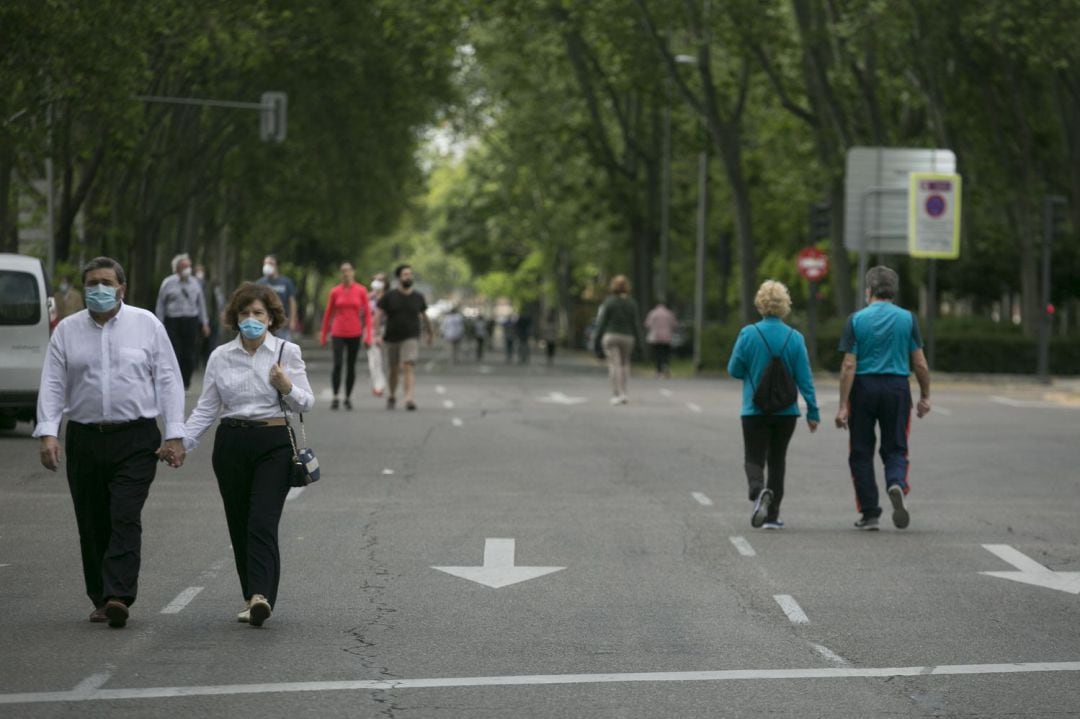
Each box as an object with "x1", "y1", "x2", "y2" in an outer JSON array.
[{"x1": 34, "y1": 255, "x2": 929, "y2": 630}]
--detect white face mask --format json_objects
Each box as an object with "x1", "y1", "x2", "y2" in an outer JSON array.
[
  {"x1": 371, "y1": 280, "x2": 385, "y2": 292},
  {"x1": 195, "y1": 271, "x2": 205, "y2": 281},
  {"x1": 262, "y1": 263, "x2": 275, "y2": 277},
  {"x1": 180, "y1": 267, "x2": 192, "y2": 279}
]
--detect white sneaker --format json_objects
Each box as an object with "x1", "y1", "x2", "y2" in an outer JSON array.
[
  {"x1": 610, "y1": 396, "x2": 622, "y2": 406},
  {"x1": 237, "y1": 608, "x2": 250, "y2": 623},
  {"x1": 248, "y1": 595, "x2": 271, "y2": 627}
]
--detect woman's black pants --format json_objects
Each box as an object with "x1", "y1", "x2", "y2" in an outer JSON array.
[
  {"x1": 740, "y1": 415, "x2": 797, "y2": 521},
  {"x1": 212, "y1": 424, "x2": 292, "y2": 607},
  {"x1": 331, "y1": 336, "x2": 361, "y2": 398}
]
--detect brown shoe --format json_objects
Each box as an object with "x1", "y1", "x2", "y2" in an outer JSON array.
[
  {"x1": 104, "y1": 599, "x2": 128, "y2": 628},
  {"x1": 89, "y1": 606, "x2": 108, "y2": 623}
]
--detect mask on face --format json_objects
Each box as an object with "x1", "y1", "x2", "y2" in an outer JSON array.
[
  {"x1": 59, "y1": 282, "x2": 69, "y2": 294},
  {"x1": 238, "y1": 317, "x2": 267, "y2": 340},
  {"x1": 195, "y1": 271, "x2": 205, "y2": 281},
  {"x1": 85, "y1": 285, "x2": 119, "y2": 314},
  {"x1": 180, "y1": 267, "x2": 192, "y2": 279},
  {"x1": 262, "y1": 263, "x2": 275, "y2": 278},
  {"x1": 371, "y1": 280, "x2": 385, "y2": 292},
  {"x1": 400, "y1": 278, "x2": 414, "y2": 289}
]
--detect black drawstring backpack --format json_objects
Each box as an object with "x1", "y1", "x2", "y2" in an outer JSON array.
[{"x1": 750, "y1": 326, "x2": 797, "y2": 414}]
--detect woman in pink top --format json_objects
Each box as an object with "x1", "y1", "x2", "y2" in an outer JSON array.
[
  {"x1": 320, "y1": 262, "x2": 372, "y2": 410},
  {"x1": 644, "y1": 301, "x2": 678, "y2": 378}
]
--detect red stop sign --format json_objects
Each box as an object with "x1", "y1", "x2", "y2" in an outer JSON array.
[{"x1": 797, "y1": 247, "x2": 829, "y2": 282}]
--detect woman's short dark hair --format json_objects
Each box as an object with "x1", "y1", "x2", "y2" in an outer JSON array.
[
  {"x1": 223, "y1": 282, "x2": 286, "y2": 331},
  {"x1": 81, "y1": 256, "x2": 126, "y2": 286}
]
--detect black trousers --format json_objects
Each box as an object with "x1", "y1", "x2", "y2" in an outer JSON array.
[
  {"x1": 164, "y1": 316, "x2": 201, "y2": 389},
  {"x1": 652, "y1": 343, "x2": 672, "y2": 373},
  {"x1": 741, "y1": 415, "x2": 797, "y2": 521},
  {"x1": 331, "y1": 336, "x2": 361, "y2": 398},
  {"x1": 65, "y1": 418, "x2": 160, "y2": 608},
  {"x1": 212, "y1": 424, "x2": 292, "y2": 607},
  {"x1": 848, "y1": 375, "x2": 912, "y2": 518}
]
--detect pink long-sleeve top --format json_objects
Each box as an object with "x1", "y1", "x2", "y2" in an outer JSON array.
[{"x1": 320, "y1": 282, "x2": 372, "y2": 344}]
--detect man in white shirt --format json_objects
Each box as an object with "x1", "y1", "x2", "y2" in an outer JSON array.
[
  {"x1": 155, "y1": 252, "x2": 210, "y2": 390},
  {"x1": 35, "y1": 256, "x2": 187, "y2": 628}
]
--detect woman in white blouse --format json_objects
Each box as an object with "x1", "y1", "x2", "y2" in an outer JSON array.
[{"x1": 180, "y1": 282, "x2": 314, "y2": 627}]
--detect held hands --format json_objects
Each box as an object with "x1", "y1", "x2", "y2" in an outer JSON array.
[
  {"x1": 269, "y1": 362, "x2": 293, "y2": 395},
  {"x1": 916, "y1": 397, "x2": 931, "y2": 418},
  {"x1": 155, "y1": 439, "x2": 186, "y2": 468},
  {"x1": 39, "y1": 437, "x2": 61, "y2": 471}
]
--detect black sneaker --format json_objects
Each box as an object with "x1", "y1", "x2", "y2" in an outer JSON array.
[
  {"x1": 751, "y1": 489, "x2": 772, "y2": 529},
  {"x1": 344, "y1": 398, "x2": 353, "y2": 411},
  {"x1": 888, "y1": 485, "x2": 910, "y2": 529},
  {"x1": 405, "y1": 401, "x2": 417, "y2": 411},
  {"x1": 854, "y1": 516, "x2": 880, "y2": 531},
  {"x1": 330, "y1": 398, "x2": 340, "y2": 410},
  {"x1": 387, "y1": 397, "x2": 396, "y2": 410}
]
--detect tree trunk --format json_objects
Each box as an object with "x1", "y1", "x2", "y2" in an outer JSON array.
[
  {"x1": 0, "y1": 147, "x2": 15, "y2": 253},
  {"x1": 714, "y1": 129, "x2": 757, "y2": 324}
]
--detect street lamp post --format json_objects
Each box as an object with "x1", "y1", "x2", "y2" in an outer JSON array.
[{"x1": 693, "y1": 150, "x2": 707, "y2": 373}]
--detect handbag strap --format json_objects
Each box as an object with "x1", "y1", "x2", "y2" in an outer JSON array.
[{"x1": 274, "y1": 341, "x2": 307, "y2": 453}]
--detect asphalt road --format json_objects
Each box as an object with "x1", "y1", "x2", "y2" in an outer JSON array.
[{"x1": 1, "y1": 344, "x2": 1078, "y2": 718}]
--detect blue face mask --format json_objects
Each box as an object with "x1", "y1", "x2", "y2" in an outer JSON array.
[
  {"x1": 84, "y1": 284, "x2": 119, "y2": 313},
  {"x1": 238, "y1": 318, "x2": 267, "y2": 340}
]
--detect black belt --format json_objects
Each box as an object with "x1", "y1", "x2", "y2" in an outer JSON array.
[
  {"x1": 71, "y1": 418, "x2": 155, "y2": 434},
  {"x1": 220, "y1": 417, "x2": 288, "y2": 429}
]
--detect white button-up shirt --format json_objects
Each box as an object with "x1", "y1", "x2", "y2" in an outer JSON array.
[
  {"x1": 155, "y1": 274, "x2": 208, "y2": 324},
  {"x1": 182, "y1": 334, "x2": 314, "y2": 450},
  {"x1": 33, "y1": 304, "x2": 186, "y2": 439}
]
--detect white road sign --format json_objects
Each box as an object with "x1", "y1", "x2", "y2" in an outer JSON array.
[{"x1": 909, "y1": 172, "x2": 962, "y2": 259}]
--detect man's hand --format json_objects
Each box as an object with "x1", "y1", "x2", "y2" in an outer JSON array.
[
  {"x1": 157, "y1": 439, "x2": 186, "y2": 468},
  {"x1": 916, "y1": 397, "x2": 931, "y2": 418},
  {"x1": 807, "y1": 419, "x2": 819, "y2": 433},
  {"x1": 39, "y1": 436, "x2": 61, "y2": 471},
  {"x1": 201, "y1": 323, "x2": 210, "y2": 338},
  {"x1": 835, "y1": 407, "x2": 849, "y2": 430}
]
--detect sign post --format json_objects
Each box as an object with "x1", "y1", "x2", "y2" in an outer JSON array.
[{"x1": 796, "y1": 247, "x2": 829, "y2": 367}]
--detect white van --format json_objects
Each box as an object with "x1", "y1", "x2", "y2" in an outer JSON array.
[{"x1": 0, "y1": 253, "x2": 52, "y2": 430}]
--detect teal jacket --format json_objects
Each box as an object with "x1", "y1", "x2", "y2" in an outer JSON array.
[{"x1": 727, "y1": 317, "x2": 819, "y2": 420}]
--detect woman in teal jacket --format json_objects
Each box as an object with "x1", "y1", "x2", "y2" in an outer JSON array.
[{"x1": 727, "y1": 280, "x2": 819, "y2": 529}]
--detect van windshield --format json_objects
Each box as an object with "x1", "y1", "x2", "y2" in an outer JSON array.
[{"x1": 0, "y1": 270, "x2": 41, "y2": 325}]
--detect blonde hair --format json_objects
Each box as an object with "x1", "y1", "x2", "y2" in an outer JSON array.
[
  {"x1": 754, "y1": 280, "x2": 792, "y2": 318},
  {"x1": 609, "y1": 274, "x2": 630, "y2": 295}
]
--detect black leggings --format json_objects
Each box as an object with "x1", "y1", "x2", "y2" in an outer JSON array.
[
  {"x1": 741, "y1": 415, "x2": 797, "y2": 521},
  {"x1": 331, "y1": 336, "x2": 361, "y2": 398}
]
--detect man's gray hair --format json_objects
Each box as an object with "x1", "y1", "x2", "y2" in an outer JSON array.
[
  {"x1": 81, "y1": 256, "x2": 127, "y2": 286},
  {"x1": 171, "y1": 253, "x2": 191, "y2": 273},
  {"x1": 865, "y1": 266, "x2": 899, "y2": 300}
]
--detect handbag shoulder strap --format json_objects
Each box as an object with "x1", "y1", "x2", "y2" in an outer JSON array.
[{"x1": 275, "y1": 341, "x2": 307, "y2": 449}]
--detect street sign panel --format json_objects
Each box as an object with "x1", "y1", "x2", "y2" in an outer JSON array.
[
  {"x1": 796, "y1": 247, "x2": 829, "y2": 282},
  {"x1": 909, "y1": 172, "x2": 961, "y2": 258}
]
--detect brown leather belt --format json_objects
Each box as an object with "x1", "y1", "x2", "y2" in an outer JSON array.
[{"x1": 220, "y1": 417, "x2": 288, "y2": 429}]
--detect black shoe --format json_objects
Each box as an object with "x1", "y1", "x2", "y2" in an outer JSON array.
[
  {"x1": 888, "y1": 485, "x2": 910, "y2": 529},
  {"x1": 405, "y1": 401, "x2": 417, "y2": 411},
  {"x1": 387, "y1": 397, "x2": 396, "y2": 410},
  {"x1": 854, "y1": 516, "x2": 880, "y2": 531},
  {"x1": 330, "y1": 398, "x2": 340, "y2": 410},
  {"x1": 104, "y1": 599, "x2": 128, "y2": 628},
  {"x1": 344, "y1": 398, "x2": 353, "y2": 411},
  {"x1": 751, "y1": 489, "x2": 772, "y2": 529}
]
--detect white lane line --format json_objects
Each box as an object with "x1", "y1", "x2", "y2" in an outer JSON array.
[
  {"x1": 811, "y1": 643, "x2": 851, "y2": 667},
  {"x1": 435, "y1": 385, "x2": 447, "y2": 395},
  {"x1": 0, "y1": 564, "x2": 10, "y2": 568},
  {"x1": 286, "y1": 487, "x2": 304, "y2": 502},
  {"x1": 443, "y1": 400, "x2": 455, "y2": 409},
  {"x1": 659, "y1": 388, "x2": 673, "y2": 398},
  {"x1": 160, "y1": 587, "x2": 204, "y2": 615},
  {"x1": 691, "y1": 492, "x2": 713, "y2": 507},
  {"x1": 381, "y1": 468, "x2": 395, "y2": 476},
  {"x1": 935, "y1": 405, "x2": 953, "y2": 416},
  {"x1": 686, "y1": 402, "x2": 703, "y2": 413},
  {"x1": 72, "y1": 672, "x2": 111, "y2": 695},
  {"x1": 729, "y1": 536, "x2": 756, "y2": 557},
  {"x1": 988, "y1": 395, "x2": 1077, "y2": 409},
  {"x1": 990, "y1": 396, "x2": 1023, "y2": 407},
  {"x1": 774, "y1": 594, "x2": 810, "y2": 624},
  {"x1": 451, "y1": 417, "x2": 464, "y2": 427},
  {"x1": 4, "y1": 662, "x2": 1079, "y2": 704}
]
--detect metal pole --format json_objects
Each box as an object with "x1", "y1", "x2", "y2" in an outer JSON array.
[
  {"x1": 692, "y1": 150, "x2": 706, "y2": 373},
  {"x1": 807, "y1": 281, "x2": 819, "y2": 368},
  {"x1": 1036, "y1": 197, "x2": 1060, "y2": 383},
  {"x1": 45, "y1": 101, "x2": 55, "y2": 281},
  {"x1": 927, "y1": 259, "x2": 937, "y2": 370},
  {"x1": 658, "y1": 81, "x2": 671, "y2": 304}
]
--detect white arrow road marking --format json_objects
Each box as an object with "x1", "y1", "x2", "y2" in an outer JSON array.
[
  {"x1": 691, "y1": 492, "x2": 713, "y2": 506},
  {"x1": 729, "y1": 536, "x2": 756, "y2": 557},
  {"x1": 686, "y1": 402, "x2": 703, "y2": 413},
  {"x1": 433, "y1": 538, "x2": 565, "y2": 589},
  {"x1": 4, "y1": 662, "x2": 1079, "y2": 704},
  {"x1": 980, "y1": 544, "x2": 1080, "y2": 594},
  {"x1": 161, "y1": 587, "x2": 203, "y2": 614},
  {"x1": 537, "y1": 392, "x2": 587, "y2": 405},
  {"x1": 774, "y1": 594, "x2": 810, "y2": 624}
]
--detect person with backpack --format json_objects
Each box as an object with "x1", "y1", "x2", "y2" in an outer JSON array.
[{"x1": 727, "y1": 280, "x2": 819, "y2": 529}]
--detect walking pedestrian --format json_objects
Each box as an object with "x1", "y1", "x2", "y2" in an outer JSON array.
[
  {"x1": 594, "y1": 275, "x2": 645, "y2": 405},
  {"x1": 367, "y1": 273, "x2": 388, "y2": 397},
  {"x1": 319, "y1": 261, "x2": 372, "y2": 410},
  {"x1": 375, "y1": 264, "x2": 433, "y2": 411},
  {"x1": 34, "y1": 256, "x2": 186, "y2": 628},
  {"x1": 256, "y1": 254, "x2": 299, "y2": 340},
  {"x1": 177, "y1": 282, "x2": 314, "y2": 626},
  {"x1": 835, "y1": 266, "x2": 931, "y2": 531},
  {"x1": 473, "y1": 313, "x2": 489, "y2": 361},
  {"x1": 644, "y1": 300, "x2": 678, "y2": 378},
  {"x1": 541, "y1": 308, "x2": 559, "y2": 366},
  {"x1": 502, "y1": 314, "x2": 516, "y2": 363},
  {"x1": 53, "y1": 273, "x2": 84, "y2": 320},
  {"x1": 727, "y1": 280, "x2": 819, "y2": 529},
  {"x1": 515, "y1": 309, "x2": 533, "y2": 364},
  {"x1": 441, "y1": 306, "x2": 466, "y2": 364},
  {"x1": 155, "y1": 253, "x2": 210, "y2": 390}
]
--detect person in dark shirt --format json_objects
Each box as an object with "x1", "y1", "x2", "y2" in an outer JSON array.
[{"x1": 374, "y1": 264, "x2": 432, "y2": 410}]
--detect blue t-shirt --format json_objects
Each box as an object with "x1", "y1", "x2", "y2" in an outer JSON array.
[
  {"x1": 256, "y1": 275, "x2": 297, "y2": 320},
  {"x1": 727, "y1": 317, "x2": 819, "y2": 420},
  {"x1": 838, "y1": 301, "x2": 923, "y2": 376}
]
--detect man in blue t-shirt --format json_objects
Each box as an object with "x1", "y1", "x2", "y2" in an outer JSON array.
[
  {"x1": 835, "y1": 266, "x2": 932, "y2": 531},
  {"x1": 256, "y1": 254, "x2": 298, "y2": 341}
]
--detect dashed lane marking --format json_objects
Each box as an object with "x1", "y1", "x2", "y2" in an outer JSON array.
[
  {"x1": 451, "y1": 418, "x2": 464, "y2": 427},
  {"x1": 659, "y1": 388, "x2": 673, "y2": 398},
  {"x1": 686, "y1": 402, "x2": 703, "y2": 413},
  {"x1": 774, "y1": 594, "x2": 810, "y2": 624},
  {"x1": 160, "y1": 587, "x2": 204, "y2": 615},
  {"x1": 72, "y1": 672, "x2": 112, "y2": 695},
  {"x1": 3, "y1": 662, "x2": 1079, "y2": 704},
  {"x1": 691, "y1": 492, "x2": 713, "y2": 507},
  {"x1": 443, "y1": 400, "x2": 455, "y2": 409},
  {"x1": 729, "y1": 536, "x2": 756, "y2": 557},
  {"x1": 811, "y1": 643, "x2": 851, "y2": 667},
  {"x1": 435, "y1": 385, "x2": 447, "y2": 395}
]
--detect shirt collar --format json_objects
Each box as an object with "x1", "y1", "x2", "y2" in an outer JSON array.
[{"x1": 225, "y1": 332, "x2": 282, "y2": 356}]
